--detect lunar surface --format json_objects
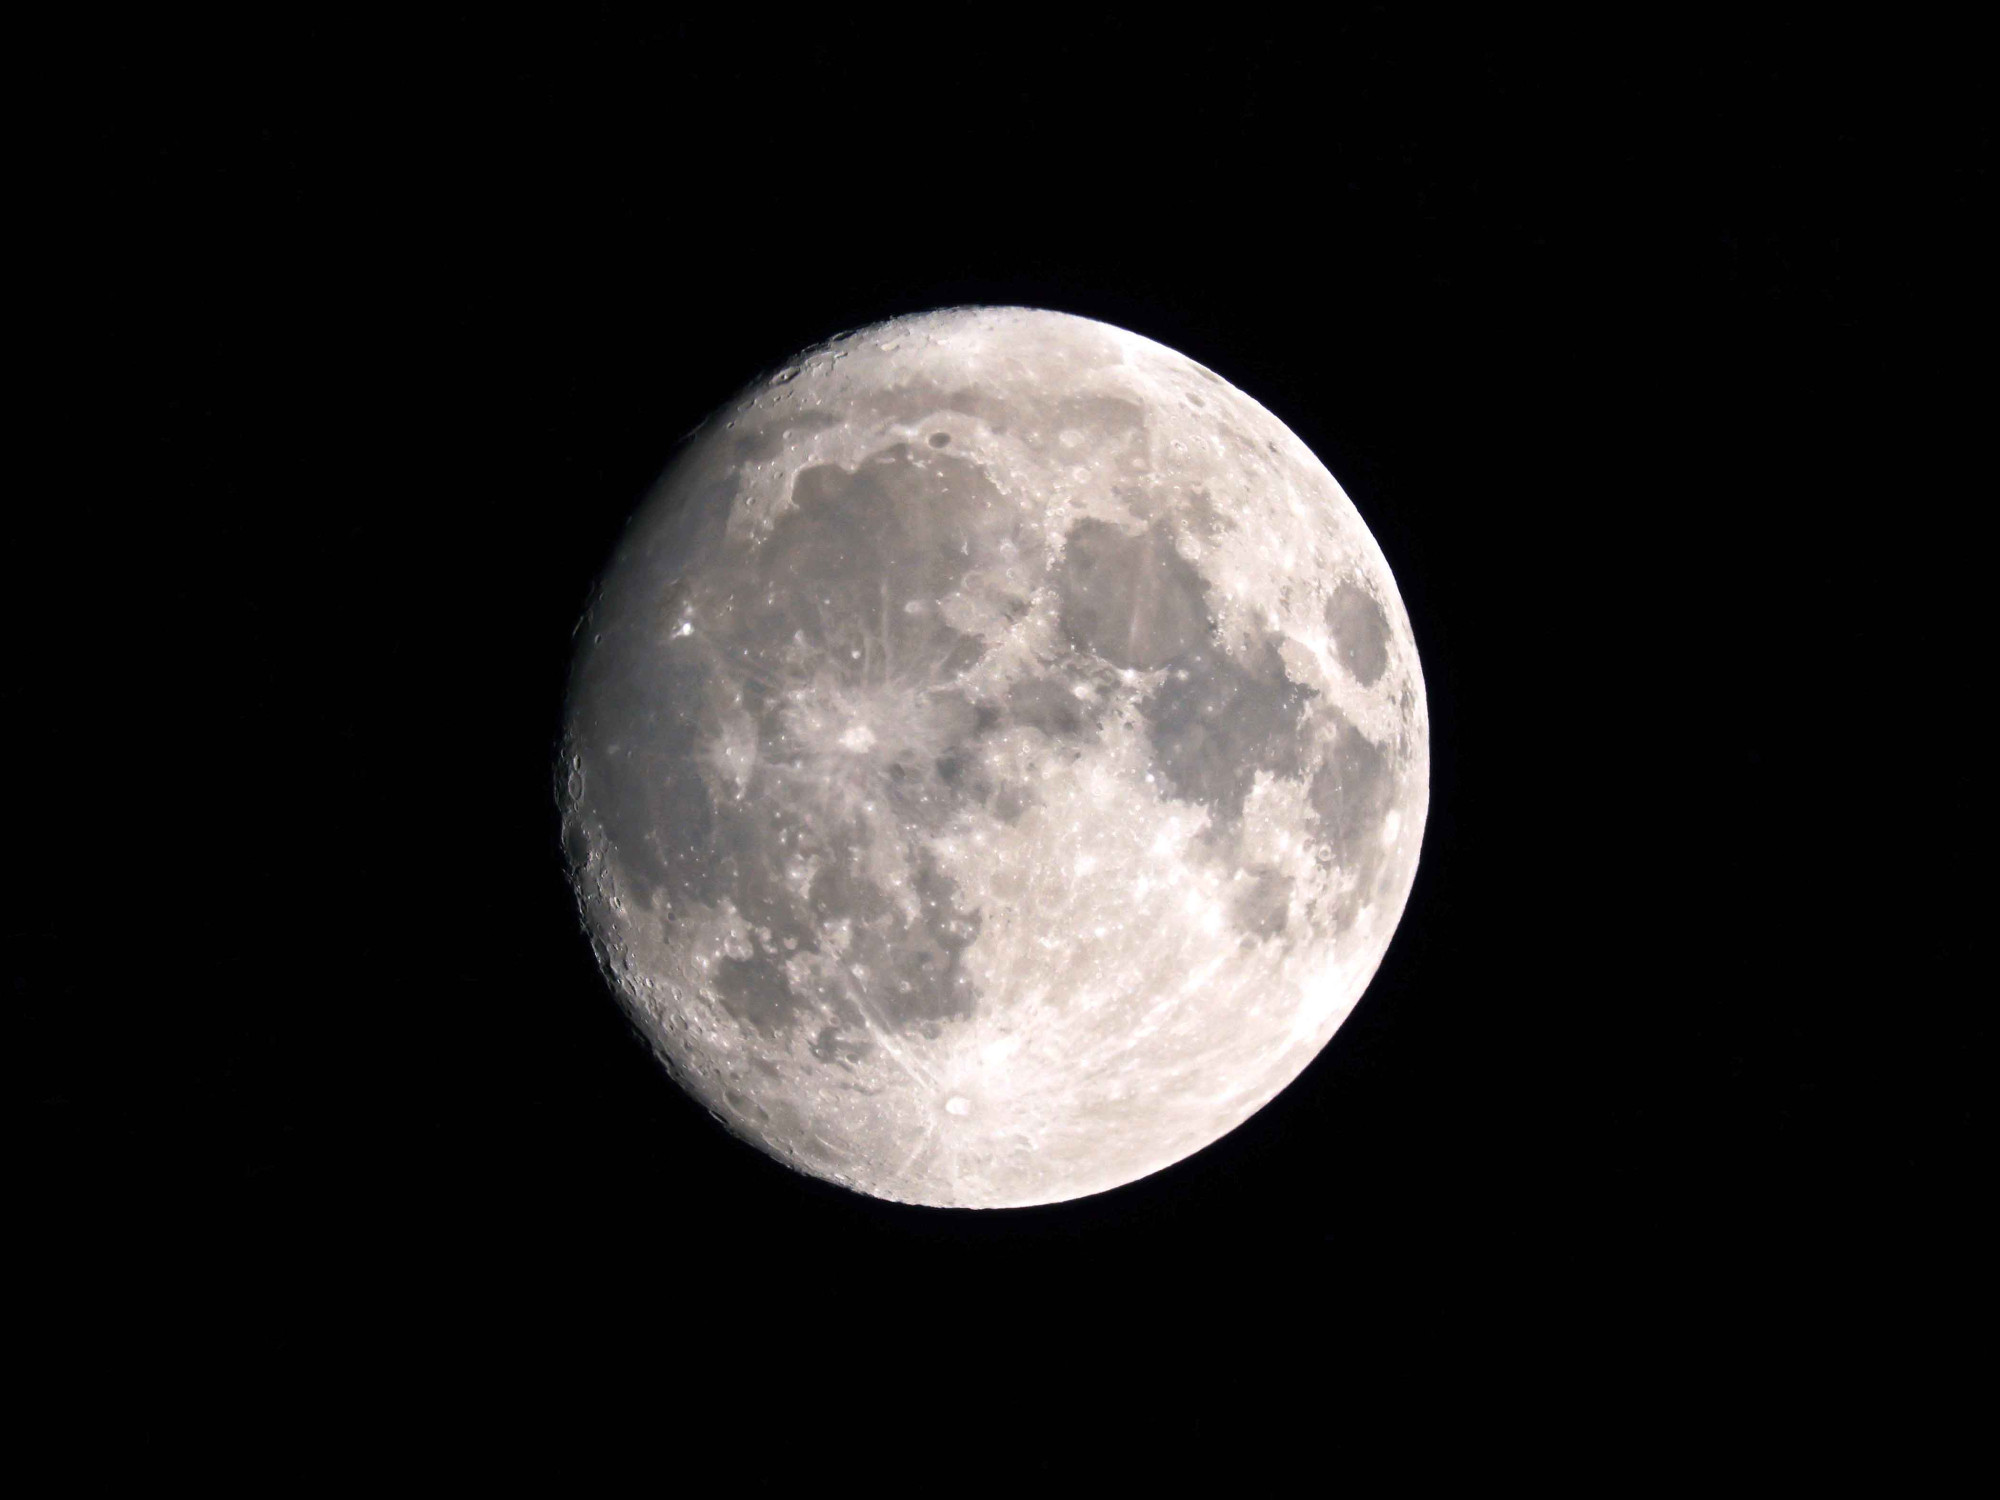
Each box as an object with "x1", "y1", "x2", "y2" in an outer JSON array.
[{"x1": 559, "y1": 307, "x2": 1427, "y2": 1207}]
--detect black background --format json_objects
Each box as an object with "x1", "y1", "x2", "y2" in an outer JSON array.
[{"x1": 24, "y1": 10, "x2": 1985, "y2": 1458}]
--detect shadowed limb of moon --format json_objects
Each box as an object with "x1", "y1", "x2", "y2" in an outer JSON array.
[{"x1": 561, "y1": 306, "x2": 1427, "y2": 1208}]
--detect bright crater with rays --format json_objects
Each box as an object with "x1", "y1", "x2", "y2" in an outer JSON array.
[{"x1": 560, "y1": 307, "x2": 1428, "y2": 1207}]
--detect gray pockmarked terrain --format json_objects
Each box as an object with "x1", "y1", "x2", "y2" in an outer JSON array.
[{"x1": 560, "y1": 307, "x2": 1428, "y2": 1207}]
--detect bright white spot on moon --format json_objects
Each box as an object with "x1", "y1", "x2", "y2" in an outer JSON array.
[{"x1": 560, "y1": 306, "x2": 1428, "y2": 1209}]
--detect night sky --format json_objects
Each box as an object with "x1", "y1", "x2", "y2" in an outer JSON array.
[{"x1": 24, "y1": 12, "x2": 1983, "y2": 1463}]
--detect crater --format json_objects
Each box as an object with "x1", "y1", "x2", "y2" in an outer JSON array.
[{"x1": 991, "y1": 782, "x2": 1031, "y2": 823}]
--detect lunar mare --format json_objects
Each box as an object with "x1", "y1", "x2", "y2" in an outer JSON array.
[{"x1": 559, "y1": 307, "x2": 1427, "y2": 1207}]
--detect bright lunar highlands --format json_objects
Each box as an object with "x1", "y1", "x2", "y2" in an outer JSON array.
[{"x1": 560, "y1": 307, "x2": 1427, "y2": 1207}]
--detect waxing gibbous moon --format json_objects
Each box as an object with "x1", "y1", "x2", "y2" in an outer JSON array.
[{"x1": 559, "y1": 307, "x2": 1427, "y2": 1208}]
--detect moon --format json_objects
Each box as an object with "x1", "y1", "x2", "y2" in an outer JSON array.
[{"x1": 559, "y1": 307, "x2": 1428, "y2": 1208}]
